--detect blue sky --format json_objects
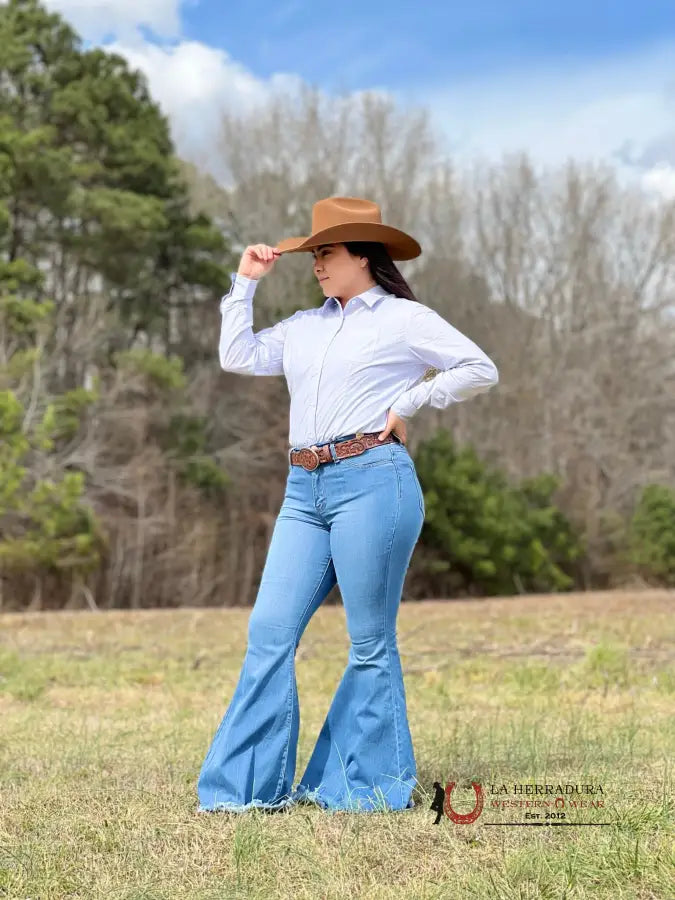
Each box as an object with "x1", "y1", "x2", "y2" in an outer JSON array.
[
  {"x1": 44, "y1": 0, "x2": 675, "y2": 194},
  {"x1": 177, "y1": 0, "x2": 675, "y2": 93}
]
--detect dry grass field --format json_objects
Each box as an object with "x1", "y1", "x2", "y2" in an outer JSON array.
[{"x1": 1, "y1": 589, "x2": 673, "y2": 899}]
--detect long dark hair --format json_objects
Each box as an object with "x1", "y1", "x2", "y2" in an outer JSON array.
[{"x1": 343, "y1": 241, "x2": 419, "y2": 302}]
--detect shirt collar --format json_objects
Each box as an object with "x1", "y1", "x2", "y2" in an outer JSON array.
[{"x1": 323, "y1": 284, "x2": 390, "y2": 311}]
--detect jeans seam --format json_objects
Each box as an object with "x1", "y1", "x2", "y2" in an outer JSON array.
[
  {"x1": 274, "y1": 647, "x2": 297, "y2": 800},
  {"x1": 409, "y1": 462, "x2": 425, "y2": 516},
  {"x1": 274, "y1": 552, "x2": 335, "y2": 798},
  {"x1": 383, "y1": 454, "x2": 404, "y2": 806}
]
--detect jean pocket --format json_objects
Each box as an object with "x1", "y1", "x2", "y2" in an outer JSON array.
[
  {"x1": 348, "y1": 455, "x2": 394, "y2": 469},
  {"x1": 355, "y1": 458, "x2": 394, "y2": 469},
  {"x1": 342, "y1": 444, "x2": 394, "y2": 469}
]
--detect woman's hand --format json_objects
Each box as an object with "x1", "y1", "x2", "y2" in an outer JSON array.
[
  {"x1": 237, "y1": 244, "x2": 282, "y2": 280},
  {"x1": 378, "y1": 408, "x2": 407, "y2": 445}
]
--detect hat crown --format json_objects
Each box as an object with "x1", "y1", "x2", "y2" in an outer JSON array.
[
  {"x1": 312, "y1": 197, "x2": 382, "y2": 234},
  {"x1": 275, "y1": 193, "x2": 421, "y2": 260}
]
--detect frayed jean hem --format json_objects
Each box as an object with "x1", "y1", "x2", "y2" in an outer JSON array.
[
  {"x1": 291, "y1": 785, "x2": 416, "y2": 813},
  {"x1": 198, "y1": 796, "x2": 295, "y2": 814}
]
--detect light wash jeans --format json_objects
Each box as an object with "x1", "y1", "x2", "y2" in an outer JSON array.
[{"x1": 197, "y1": 433, "x2": 425, "y2": 813}]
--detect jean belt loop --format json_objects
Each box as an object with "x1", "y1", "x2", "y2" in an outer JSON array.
[{"x1": 329, "y1": 442, "x2": 339, "y2": 463}]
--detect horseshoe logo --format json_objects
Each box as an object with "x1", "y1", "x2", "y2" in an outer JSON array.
[{"x1": 443, "y1": 781, "x2": 484, "y2": 824}]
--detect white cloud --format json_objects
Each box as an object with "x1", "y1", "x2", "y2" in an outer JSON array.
[
  {"x1": 114, "y1": 39, "x2": 263, "y2": 115},
  {"x1": 407, "y1": 40, "x2": 675, "y2": 195},
  {"x1": 109, "y1": 37, "x2": 303, "y2": 168},
  {"x1": 43, "y1": 0, "x2": 183, "y2": 40},
  {"x1": 641, "y1": 164, "x2": 675, "y2": 199}
]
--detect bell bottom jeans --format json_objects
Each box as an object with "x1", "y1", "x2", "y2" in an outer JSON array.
[{"x1": 197, "y1": 434, "x2": 425, "y2": 813}]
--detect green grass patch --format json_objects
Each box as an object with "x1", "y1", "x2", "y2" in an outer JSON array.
[{"x1": 0, "y1": 590, "x2": 673, "y2": 898}]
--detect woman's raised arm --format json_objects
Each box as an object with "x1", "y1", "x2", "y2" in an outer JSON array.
[{"x1": 218, "y1": 244, "x2": 294, "y2": 377}]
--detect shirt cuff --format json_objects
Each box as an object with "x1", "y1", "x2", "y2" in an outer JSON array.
[
  {"x1": 220, "y1": 271, "x2": 258, "y2": 307},
  {"x1": 389, "y1": 399, "x2": 417, "y2": 419}
]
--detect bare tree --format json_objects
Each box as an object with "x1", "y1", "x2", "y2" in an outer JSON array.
[{"x1": 463, "y1": 155, "x2": 675, "y2": 582}]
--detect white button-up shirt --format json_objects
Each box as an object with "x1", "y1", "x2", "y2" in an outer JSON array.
[{"x1": 219, "y1": 272, "x2": 499, "y2": 448}]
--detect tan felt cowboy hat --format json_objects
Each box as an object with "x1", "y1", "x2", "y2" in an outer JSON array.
[{"x1": 276, "y1": 196, "x2": 422, "y2": 261}]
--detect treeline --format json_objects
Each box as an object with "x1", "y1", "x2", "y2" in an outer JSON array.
[{"x1": 0, "y1": 0, "x2": 673, "y2": 610}]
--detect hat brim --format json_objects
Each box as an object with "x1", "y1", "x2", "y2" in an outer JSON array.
[{"x1": 276, "y1": 222, "x2": 421, "y2": 261}]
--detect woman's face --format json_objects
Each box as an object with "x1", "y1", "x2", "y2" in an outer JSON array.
[{"x1": 311, "y1": 243, "x2": 369, "y2": 300}]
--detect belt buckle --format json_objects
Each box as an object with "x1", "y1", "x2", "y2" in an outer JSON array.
[{"x1": 295, "y1": 446, "x2": 320, "y2": 471}]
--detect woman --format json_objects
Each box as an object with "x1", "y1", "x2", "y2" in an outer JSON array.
[{"x1": 197, "y1": 197, "x2": 499, "y2": 814}]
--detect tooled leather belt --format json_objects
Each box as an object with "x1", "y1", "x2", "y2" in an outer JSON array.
[{"x1": 289, "y1": 431, "x2": 399, "y2": 471}]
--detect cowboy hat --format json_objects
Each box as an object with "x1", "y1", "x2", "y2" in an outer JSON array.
[{"x1": 276, "y1": 196, "x2": 422, "y2": 261}]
